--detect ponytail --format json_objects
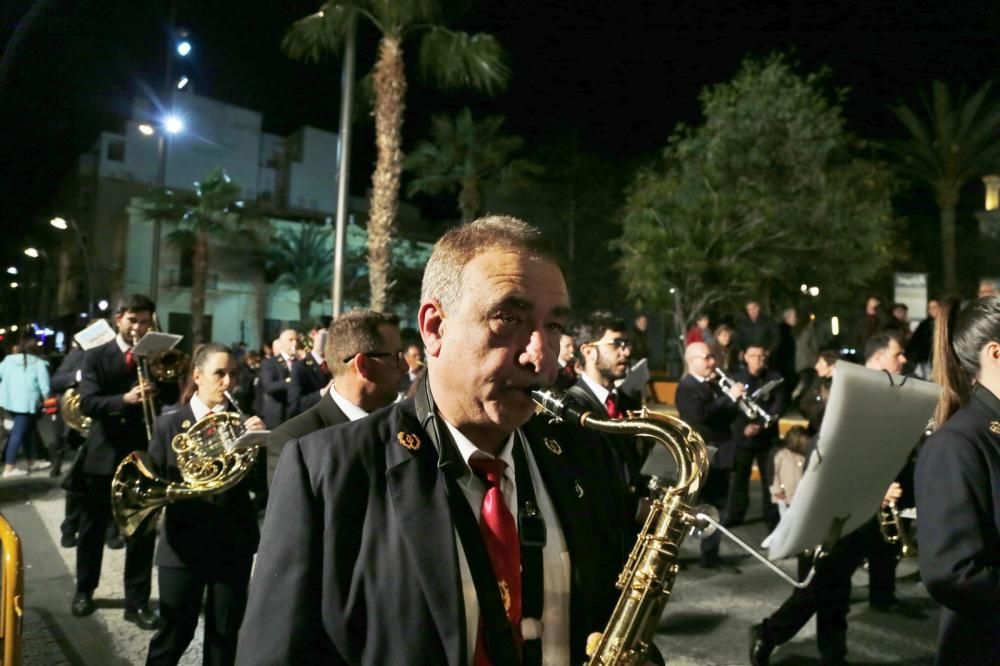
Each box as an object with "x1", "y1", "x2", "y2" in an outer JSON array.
[{"x1": 932, "y1": 297, "x2": 967, "y2": 425}]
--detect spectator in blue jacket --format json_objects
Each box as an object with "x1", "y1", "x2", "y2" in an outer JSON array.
[{"x1": 0, "y1": 337, "x2": 51, "y2": 477}]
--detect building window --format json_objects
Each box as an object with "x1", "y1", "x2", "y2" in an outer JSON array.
[{"x1": 106, "y1": 139, "x2": 125, "y2": 163}]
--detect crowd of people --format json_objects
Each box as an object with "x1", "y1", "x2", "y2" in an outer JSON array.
[{"x1": 0, "y1": 215, "x2": 997, "y2": 665}]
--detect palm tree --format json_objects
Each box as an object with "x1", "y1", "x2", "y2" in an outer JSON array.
[
  {"x1": 282, "y1": 2, "x2": 509, "y2": 310},
  {"x1": 889, "y1": 81, "x2": 1000, "y2": 293},
  {"x1": 405, "y1": 107, "x2": 543, "y2": 222},
  {"x1": 268, "y1": 224, "x2": 334, "y2": 324},
  {"x1": 130, "y1": 168, "x2": 244, "y2": 344}
]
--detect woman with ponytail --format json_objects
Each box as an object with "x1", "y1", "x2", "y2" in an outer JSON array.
[{"x1": 915, "y1": 295, "x2": 1000, "y2": 664}]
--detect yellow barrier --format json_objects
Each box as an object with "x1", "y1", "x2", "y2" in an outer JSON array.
[{"x1": 0, "y1": 512, "x2": 23, "y2": 666}]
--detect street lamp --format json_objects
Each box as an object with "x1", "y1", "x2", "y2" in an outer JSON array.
[
  {"x1": 50, "y1": 216, "x2": 96, "y2": 318},
  {"x1": 24, "y1": 247, "x2": 39, "y2": 258},
  {"x1": 5, "y1": 267, "x2": 16, "y2": 275}
]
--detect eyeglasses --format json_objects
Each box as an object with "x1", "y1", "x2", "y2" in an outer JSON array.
[
  {"x1": 343, "y1": 350, "x2": 405, "y2": 364},
  {"x1": 586, "y1": 337, "x2": 632, "y2": 350}
]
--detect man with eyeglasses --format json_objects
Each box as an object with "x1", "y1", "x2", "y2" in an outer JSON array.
[
  {"x1": 567, "y1": 312, "x2": 646, "y2": 521},
  {"x1": 726, "y1": 344, "x2": 785, "y2": 530},
  {"x1": 264, "y1": 310, "x2": 403, "y2": 481}
]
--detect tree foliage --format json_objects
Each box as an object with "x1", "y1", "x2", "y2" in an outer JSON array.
[
  {"x1": 282, "y1": 1, "x2": 509, "y2": 310},
  {"x1": 887, "y1": 81, "x2": 1000, "y2": 293},
  {"x1": 405, "y1": 107, "x2": 543, "y2": 222},
  {"x1": 130, "y1": 167, "x2": 245, "y2": 344},
  {"x1": 267, "y1": 224, "x2": 335, "y2": 324},
  {"x1": 616, "y1": 55, "x2": 898, "y2": 329}
]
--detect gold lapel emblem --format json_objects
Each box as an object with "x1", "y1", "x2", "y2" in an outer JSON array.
[
  {"x1": 574, "y1": 481, "x2": 584, "y2": 498},
  {"x1": 990, "y1": 421, "x2": 1000, "y2": 435},
  {"x1": 397, "y1": 432, "x2": 422, "y2": 451},
  {"x1": 498, "y1": 579, "x2": 512, "y2": 614},
  {"x1": 544, "y1": 437, "x2": 562, "y2": 455},
  {"x1": 181, "y1": 419, "x2": 192, "y2": 429}
]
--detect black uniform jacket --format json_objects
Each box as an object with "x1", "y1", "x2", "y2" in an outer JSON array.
[
  {"x1": 149, "y1": 404, "x2": 264, "y2": 570},
  {"x1": 78, "y1": 339, "x2": 148, "y2": 475},
  {"x1": 675, "y1": 373, "x2": 739, "y2": 469},
  {"x1": 729, "y1": 367, "x2": 786, "y2": 449},
  {"x1": 916, "y1": 384, "x2": 1000, "y2": 665},
  {"x1": 264, "y1": 392, "x2": 349, "y2": 482},
  {"x1": 236, "y1": 397, "x2": 632, "y2": 666},
  {"x1": 259, "y1": 355, "x2": 293, "y2": 429},
  {"x1": 288, "y1": 356, "x2": 330, "y2": 417},
  {"x1": 51, "y1": 347, "x2": 84, "y2": 394}
]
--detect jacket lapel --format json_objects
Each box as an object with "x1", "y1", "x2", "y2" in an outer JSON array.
[{"x1": 385, "y1": 405, "x2": 462, "y2": 666}]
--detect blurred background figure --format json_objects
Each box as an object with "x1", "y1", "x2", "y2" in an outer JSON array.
[
  {"x1": 685, "y1": 312, "x2": 715, "y2": 346},
  {"x1": 0, "y1": 336, "x2": 51, "y2": 477}
]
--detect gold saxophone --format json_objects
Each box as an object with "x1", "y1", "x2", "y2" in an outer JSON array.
[{"x1": 532, "y1": 389, "x2": 710, "y2": 666}]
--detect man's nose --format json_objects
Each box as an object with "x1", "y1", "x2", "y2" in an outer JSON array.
[{"x1": 520, "y1": 330, "x2": 549, "y2": 373}]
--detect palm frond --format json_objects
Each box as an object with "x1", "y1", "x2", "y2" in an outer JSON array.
[
  {"x1": 418, "y1": 28, "x2": 509, "y2": 95},
  {"x1": 282, "y1": 2, "x2": 358, "y2": 62}
]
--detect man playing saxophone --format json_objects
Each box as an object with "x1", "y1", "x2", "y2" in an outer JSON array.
[
  {"x1": 237, "y1": 216, "x2": 651, "y2": 665},
  {"x1": 71, "y1": 294, "x2": 161, "y2": 629}
]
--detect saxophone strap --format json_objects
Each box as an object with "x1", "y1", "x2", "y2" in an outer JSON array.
[{"x1": 417, "y1": 379, "x2": 544, "y2": 666}]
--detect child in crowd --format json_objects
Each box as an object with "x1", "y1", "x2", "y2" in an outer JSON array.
[{"x1": 770, "y1": 426, "x2": 810, "y2": 516}]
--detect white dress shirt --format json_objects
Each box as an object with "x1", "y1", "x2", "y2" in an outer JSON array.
[
  {"x1": 443, "y1": 421, "x2": 571, "y2": 665},
  {"x1": 328, "y1": 385, "x2": 368, "y2": 422},
  {"x1": 580, "y1": 372, "x2": 612, "y2": 405},
  {"x1": 189, "y1": 394, "x2": 226, "y2": 421}
]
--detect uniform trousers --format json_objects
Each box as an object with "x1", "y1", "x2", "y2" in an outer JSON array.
[
  {"x1": 146, "y1": 558, "x2": 252, "y2": 666},
  {"x1": 75, "y1": 473, "x2": 155, "y2": 609},
  {"x1": 727, "y1": 443, "x2": 779, "y2": 529},
  {"x1": 699, "y1": 467, "x2": 731, "y2": 559},
  {"x1": 760, "y1": 519, "x2": 894, "y2": 660}
]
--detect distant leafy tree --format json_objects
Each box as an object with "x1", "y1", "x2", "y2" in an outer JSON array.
[
  {"x1": 616, "y1": 55, "x2": 898, "y2": 329},
  {"x1": 130, "y1": 168, "x2": 245, "y2": 344},
  {"x1": 405, "y1": 107, "x2": 543, "y2": 222},
  {"x1": 282, "y1": 2, "x2": 509, "y2": 310},
  {"x1": 267, "y1": 224, "x2": 334, "y2": 324},
  {"x1": 888, "y1": 81, "x2": 1000, "y2": 293}
]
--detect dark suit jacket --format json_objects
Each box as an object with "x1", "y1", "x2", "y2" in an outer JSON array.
[
  {"x1": 264, "y1": 392, "x2": 349, "y2": 483},
  {"x1": 51, "y1": 347, "x2": 84, "y2": 394},
  {"x1": 916, "y1": 385, "x2": 1000, "y2": 665},
  {"x1": 730, "y1": 367, "x2": 786, "y2": 449},
  {"x1": 236, "y1": 398, "x2": 632, "y2": 666},
  {"x1": 675, "y1": 374, "x2": 739, "y2": 469},
  {"x1": 78, "y1": 339, "x2": 148, "y2": 475},
  {"x1": 149, "y1": 404, "x2": 263, "y2": 571},
  {"x1": 288, "y1": 356, "x2": 330, "y2": 418},
  {"x1": 260, "y1": 355, "x2": 293, "y2": 429}
]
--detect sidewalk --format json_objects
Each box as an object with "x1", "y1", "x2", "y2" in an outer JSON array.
[{"x1": 0, "y1": 474, "x2": 203, "y2": 665}]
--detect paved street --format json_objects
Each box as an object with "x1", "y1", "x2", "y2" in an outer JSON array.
[{"x1": 2, "y1": 471, "x2": 938, "y2": 665}]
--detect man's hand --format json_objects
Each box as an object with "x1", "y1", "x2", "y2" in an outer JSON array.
[
  {"x1": 122, "y1": 381, "x2": 156, "y2": 405},
  {"x1": 243, "y1": 415, "x2": 266, "y2": 432},
  {"x1": 882, "y1": 482, "x2": 902, "y2": 508},
  {"x1": 726, "y1": 383, "x2": 745, "y2": 401},
  {"x1": 743, "y1": 423, "x2": 762, "y2": 437}
]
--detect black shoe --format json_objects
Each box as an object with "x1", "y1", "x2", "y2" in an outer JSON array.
[
  {"x1": 749, "y1": 623, "x2": 774, "y2": 666},
  {"x1": 124, "y1": 606, "x2": 162, "y2": 631},
  {"x1": 71, "y1": 592, "x2": 95, "y2": 617},
  {"x1": 60, "y1": 533, "x2": 77, "y2": 548},
  {"x1": 870, "y1": 599, "x2": 926, "y2": 619},
  {"x1": 106, "y1": 534, "x2": 125, "y2": 550}
]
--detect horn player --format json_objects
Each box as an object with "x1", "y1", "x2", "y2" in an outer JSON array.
[{"x1": 145, "y1": 342, "x2": 266, "y2": 666}]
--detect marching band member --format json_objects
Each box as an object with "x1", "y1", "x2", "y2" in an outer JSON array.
[
  {"x1": 916, "y1": 295, "x2": 1000, "y2": 664},
  {"x1": 146, "y1": 343, "x2": 266, "y2": 666},
  {"x1": 72, "y1": 294, "x2": 160, "y2": 629}
]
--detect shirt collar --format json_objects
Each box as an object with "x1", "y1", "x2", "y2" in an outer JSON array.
[
  {"x1": 189, "y1": 394, "x2": 227, "y2": 421},
  {"x1": 115, "y1": 333, "x2": 130, "y2": 353},
  {"x1": 580, "y1": 371, "x2": 612, "y2": 404},
  {"x1": 329, "y1": 384, "x2": 369, "y2": 422},
  {"x1": 443, "y1": 419, "x2": 516, "y2": 485}
]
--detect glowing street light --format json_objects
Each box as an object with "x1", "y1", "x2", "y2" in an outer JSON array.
[
  {"x1": 9, "y1": 282, "x2": 18, "y2": 288},
  {"x1": 97, "y1": 299, "x2": 109, "y2": 312},
  {"x1": 49, "y1": 217, "x2": 69, "y2": 230},
  {"x1": 138, "y1": 123, "x2": 155, "y2": 136},
  {"x1": 164, "y1": 114, "x2": 184, "y2": 134},
  {"x1": 5, "y1": 267, "x2": 16, "y2": 275},
  {"x1": 176, "y1": 40, "x2": 192, "y2": 57},
  {"x1": 808, "y1": 286, "x2": 820, "y2": 297},
  {"x1": 24, "y1": 247, "x2": 39, "y2": 259},
  {"x1": 176, "y1": 75, "x2": 189, "y2": 90}
]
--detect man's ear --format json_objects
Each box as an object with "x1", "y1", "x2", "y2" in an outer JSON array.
[
  {"x1": 354, "y1": 354, "x2": 374, "y2": 381},
  {"x1": 418, "y1": 301, "x2": 445, "y2": 358}
]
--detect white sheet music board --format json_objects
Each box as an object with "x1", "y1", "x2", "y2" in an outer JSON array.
[
  {"x1": 619, "y1": 358, "x2": 650, "y2": 397},
  {"x1": 766, "y1": 362, "x2": 940, "y2": 559},
  {"x1": 132, "y1": 332, "x2": 183, "y2": 357},
  {"x1": 74, "y1": 319, "x2": 116, "y2": 350}
]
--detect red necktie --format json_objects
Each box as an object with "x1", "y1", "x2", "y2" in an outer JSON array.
[
  {"x1": 605, "y1": 391, "x2": 621, "y2": 419},
  {"x1": 469, "y1": 457, "x2": 522, "y2": 665},
  {"x1": 125, "y1": 349, "x2": 135, "y2": 372}
]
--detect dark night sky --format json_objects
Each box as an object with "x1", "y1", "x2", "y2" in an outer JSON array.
[{"x1": 1, "y1": 0, "x2": 998, "y2": 272}]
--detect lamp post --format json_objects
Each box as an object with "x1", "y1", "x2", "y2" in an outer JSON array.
[
  {"x1": 50, "y1": 217, "x2": 95, "y2": 318},
  {"x1": 23, "y1": 246, "x2": 52, "y2": 324}
]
